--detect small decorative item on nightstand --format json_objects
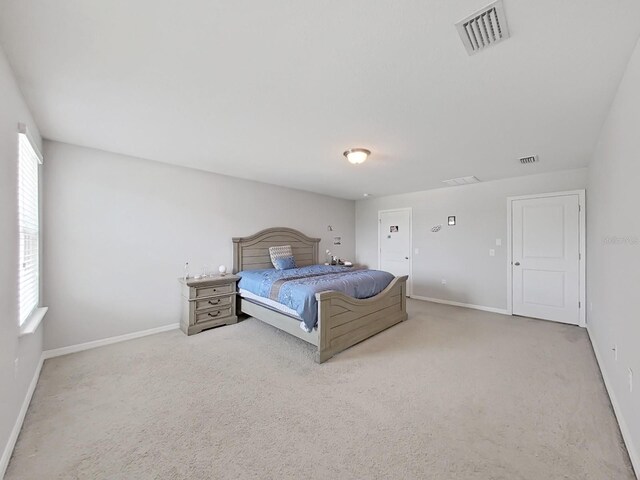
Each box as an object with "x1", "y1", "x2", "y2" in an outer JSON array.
[{"x1": 178, "y1": 274, "x2": 240, "y2": 335}]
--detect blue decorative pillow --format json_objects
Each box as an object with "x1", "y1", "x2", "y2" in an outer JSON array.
[{"x1": 273, "y1": 256, "x2": 297, "y2": 270}]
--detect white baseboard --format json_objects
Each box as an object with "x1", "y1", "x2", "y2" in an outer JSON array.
[
  {"x1": 587, "y1": 326, "x2": 639, "y2": 478},
  {"x1": 410, "y1": 295, "x2": 509, "y2": 315},
  {"x1": 0, "y1": 353, "x2": 44, "y2": 479},
  {"x1": 43, "y1": 323, "x2": 180, "y2": 360}
]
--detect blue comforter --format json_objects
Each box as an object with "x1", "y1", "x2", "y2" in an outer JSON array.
[{"x1": 237, "y1": 265, "x2": 395, "y2": 330}]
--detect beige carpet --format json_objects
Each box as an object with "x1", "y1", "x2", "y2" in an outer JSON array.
[{"x1": 6, "y1": 299, "x2": 635, "y2": 479}]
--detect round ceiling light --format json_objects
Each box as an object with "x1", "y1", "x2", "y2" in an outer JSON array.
[{"x1": 343, "y1": 148, "x2": 371, "y2": 165}]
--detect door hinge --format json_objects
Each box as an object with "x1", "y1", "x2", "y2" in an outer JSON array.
[
  {"x1": 579, "y1": 301, "x2": 582, "y2": 309},
  {"x1": 579, "y1": 253, "x2": 582, "y2": 260}
]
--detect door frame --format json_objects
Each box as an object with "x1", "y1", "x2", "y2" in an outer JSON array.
[
  {"x1": 506, "y1": 190, "x2": 586, "y2": 327},
  {"x1": 378, "y1": 207, "x2": 413, "y2": 297}
]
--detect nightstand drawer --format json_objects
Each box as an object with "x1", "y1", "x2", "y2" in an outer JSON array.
[
  {"x1": 195, "y1": 283, "x2": 234, "y2": 298},
  {"x1": 195, "y1": 306, "x2": 233, "y2": 324},
  {"x1": 195, "y1": 294, "x2": 233, "y2": 311}
]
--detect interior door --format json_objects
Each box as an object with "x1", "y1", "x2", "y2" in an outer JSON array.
[
  {"x1": 379, "y1": 209, "x2": 411, "y2": 296},
  {"x1": 512, "y1": 194, "x2": 580, "y2": 325}
]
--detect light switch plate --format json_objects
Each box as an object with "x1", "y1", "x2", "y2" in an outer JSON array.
[
  {"x1": 489, "y1": 249, "x2": 496, "y2": 257},
  {"x1": 496, "y1": 238, "x2": 502, "y2": 246}
]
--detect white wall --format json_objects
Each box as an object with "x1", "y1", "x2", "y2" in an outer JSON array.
[
  {"x1": 356, "y1": 169, "x2": 587, "y2": 310},
  {"x1": 42, "y1": 141, "x2": 355, "y2": 350},
  {"x1": 0, "y1": 48, "x2": 44, "y2": 474},
  {"x1": 587, "y1": 37, "x2": 640, "y2": 471}
]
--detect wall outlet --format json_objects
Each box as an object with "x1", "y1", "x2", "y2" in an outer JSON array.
[
  {"x1": 496, "y1": 238, "x2": 502, "y2": 246},
  {"x1": 441, "y1": 279, "x2": 447, "y2": 285},
  {"x1": 489, "y1": 249, "x2": 496, "y2": 257},
  {"x1": 629, "y1": 368, "x2": 633, "y2": 393}
]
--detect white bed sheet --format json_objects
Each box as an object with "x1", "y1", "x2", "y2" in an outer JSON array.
[{"x1": 239, "y1": 288, "x2": 302, "y2": 320}]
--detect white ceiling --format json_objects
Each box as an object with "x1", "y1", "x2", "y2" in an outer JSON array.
[{"x1": 1, "y1": 1, "x2": 639, "y2": 199}]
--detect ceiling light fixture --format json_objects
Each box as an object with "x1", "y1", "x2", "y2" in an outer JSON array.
[{"x1": 344, "y1": 148, "x2": 371, "y2": 165}]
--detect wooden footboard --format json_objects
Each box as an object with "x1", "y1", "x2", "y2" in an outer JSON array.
[{"x1": 314, "y1": 275, "x2": 408, "y2": 363}]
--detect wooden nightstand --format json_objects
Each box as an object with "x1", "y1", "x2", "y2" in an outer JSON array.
[{"x1": 178, "y1": 274, "x2": 240, "y2": 335}]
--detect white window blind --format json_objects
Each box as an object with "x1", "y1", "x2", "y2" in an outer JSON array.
[{"x1": 18, "y1": 126, "x2": 42, "y2": 326}]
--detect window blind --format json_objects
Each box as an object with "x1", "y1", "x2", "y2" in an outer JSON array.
[{"x1": 18, "y1": 129, "x2": 41, "y2": 326}]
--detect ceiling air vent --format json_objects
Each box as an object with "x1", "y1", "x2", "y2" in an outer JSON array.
[
  {"x1": 456, "y1": 0, "x2": 510, "y2": 55},
  {"x1": 519, "y1": 155, "x2": 539, "y2": 164},
  {"x1": 442, "y1": 176, "x2": 481, "y2": 187}
]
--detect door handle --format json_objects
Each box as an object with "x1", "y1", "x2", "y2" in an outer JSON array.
[
  {"x1": 405, "y1": 257, "x2": 409, "y2": 260},
  {"x1": 514, "y1": 262, "x2": 521, "y2": 266}
]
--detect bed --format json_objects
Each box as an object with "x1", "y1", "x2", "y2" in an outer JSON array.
[{"x1": 233, "y1": 227, "x2": 408, "y2": 363}]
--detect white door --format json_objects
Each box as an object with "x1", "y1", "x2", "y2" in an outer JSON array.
[
  {"x1": 512, "y1": 194, "x2": 580, "y2": 325},
  {"x1": 379, "y1": 209, "x2": 411, "y2": 296}
]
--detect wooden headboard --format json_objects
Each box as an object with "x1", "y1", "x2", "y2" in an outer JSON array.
[{"x1": 232, "y1": 227, "x2": 321, "y2": 273}]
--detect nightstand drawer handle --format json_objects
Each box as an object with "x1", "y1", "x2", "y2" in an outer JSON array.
[
  {"x1": 208, "y1": 299, "x2": 220, "y2": 306},
  {"x1": 208, "y1": 311, "x2": 221, "y2": 318}
]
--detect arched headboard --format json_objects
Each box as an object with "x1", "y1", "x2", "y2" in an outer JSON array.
[{"x1": 232, "y1": 227, "x2": 321, "y2": 273}]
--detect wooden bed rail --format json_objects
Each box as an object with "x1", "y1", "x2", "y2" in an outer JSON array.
[{"x1": 315, "y1": 276, "x2": 408, "y2": 363}]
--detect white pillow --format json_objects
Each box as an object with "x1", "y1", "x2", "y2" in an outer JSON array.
[{"x1": 269, "y1": 245, "x2": 293, "y2": 269}]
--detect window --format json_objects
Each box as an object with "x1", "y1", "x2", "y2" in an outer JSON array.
[{"x1": 18, "y1": 124, "x2": 42, "y2": 326}]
